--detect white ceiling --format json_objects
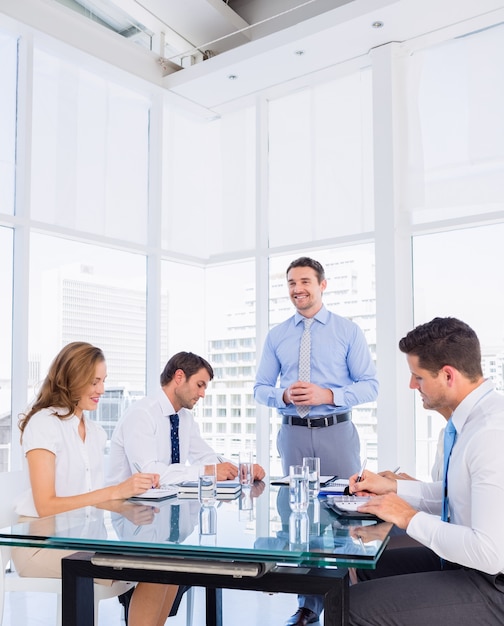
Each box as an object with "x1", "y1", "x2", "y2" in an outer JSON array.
[
  {"x1": 161, "y1": 0, "x2": 504, "y2": 113},
  {"x1": 3, "y1": 0, "x2": 504, "y2": 116}
]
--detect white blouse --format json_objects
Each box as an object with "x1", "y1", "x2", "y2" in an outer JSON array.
[{"x1": 15, "y1": 407, "x2": 107, "y2": 517}]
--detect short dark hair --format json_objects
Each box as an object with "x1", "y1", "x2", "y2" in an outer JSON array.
[
  {"x1": 286, "y1": 257, "x2": 325, "y2": 283},
  {"x1": 160, "y1": 351, "x2": 214, "y2": 386},
  {"x1": 398, "y1": 317, "x2": 482, "y2": 381}
]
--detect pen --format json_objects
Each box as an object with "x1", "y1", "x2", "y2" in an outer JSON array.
[
  {"x1": 133, "y1": 462, "x2": 155, "y2": 489},
  {"x1": 392, "y1": 466, "x2": 401, "y2": 474},
  {"x1": 356, "y1": 458, "x2": 367, "y2": 483}
]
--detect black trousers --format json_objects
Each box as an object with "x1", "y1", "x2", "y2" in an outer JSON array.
[{"x1": 350, "y1": 546, "x2": 504, "y2": 625}]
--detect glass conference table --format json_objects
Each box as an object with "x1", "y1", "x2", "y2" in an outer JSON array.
[{"x1": 0, "y1": 485, "x2": 392, "y2": 626}]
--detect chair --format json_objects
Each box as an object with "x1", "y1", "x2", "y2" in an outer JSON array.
[{"x1": 0, "y1": 470, "x2": 134, "y2": 625}]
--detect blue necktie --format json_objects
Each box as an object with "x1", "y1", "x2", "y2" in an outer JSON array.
[
  {"x1": 170, "y1": 413, "x2": 180, "y2": 464},
  {"x1": 441, "y1": 418, "x2": 457, "y2": 522},
  {"x1": 168, "y1": 504, "x2": 180, "y2": 542}
]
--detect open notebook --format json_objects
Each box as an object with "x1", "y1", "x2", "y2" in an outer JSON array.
[{"x1": 128, "y1": 486, "x2": 178, "y2": 501}]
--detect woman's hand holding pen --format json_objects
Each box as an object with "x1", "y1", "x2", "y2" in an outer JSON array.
[{"x1": 113, "y1": 472, "x2": 160, "y2": 500}]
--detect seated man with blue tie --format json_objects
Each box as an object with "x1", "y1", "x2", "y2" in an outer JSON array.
[
  {"x1": 108, "y1": 350, "x2": 265, "y2": 493},
  {"x1": 108, "y1": 350, "x2": 265, "y2": 618},
  {"x1": 346, "y1": 317, "x2": 504, "y2": 625}
]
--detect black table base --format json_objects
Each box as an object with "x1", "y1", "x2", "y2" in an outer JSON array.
[{"x1": 62, "y1": 552, "x2": 349, "y2": 626}]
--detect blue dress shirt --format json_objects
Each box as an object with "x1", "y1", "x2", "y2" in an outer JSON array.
[{"x1": 254, "y1": 305, "x2": 378, "y2": 415}]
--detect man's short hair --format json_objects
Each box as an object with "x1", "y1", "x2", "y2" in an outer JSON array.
[
  {"x1": 286, "y1": 257, "x2": 325, "y2": 283},
  {"x1": 160, "y1": 351, "x2": 214, "y2": 386},
  {"x1": 398, "y1": 317, "x2": 482, "y2": 381}
]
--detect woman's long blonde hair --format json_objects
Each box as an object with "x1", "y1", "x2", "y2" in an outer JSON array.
[{"x1": 19, "y1": 341, "x2": 105, "y2": 439}]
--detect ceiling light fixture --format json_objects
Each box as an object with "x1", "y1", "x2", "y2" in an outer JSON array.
[{"x1": 372, "y1": 21, "x2": 384, "y2": 29}]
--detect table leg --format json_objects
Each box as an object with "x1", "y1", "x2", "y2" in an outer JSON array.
[
  {"x1": 205, "y1": 587, "x2": 223, "y2": 626},
  {"x1": 61, "y1": 556, "x2": 95, "y2": 626},
  {"x1": 322, "y1": 569, "x2": 349, "y2": 626}
]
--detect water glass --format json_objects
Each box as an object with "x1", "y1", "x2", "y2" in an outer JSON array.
[
  {"x1": 303, "y1": 456, "x2": 320, "y2": 496},
  {"x1": 199, "y1": 504, "x2": 217, "y2": 535},
  {"x1": 289, "y1": 512, "x2": 309, "y2": 551},
  {"x1": 239, "y1": 490, "x2": 254, "y2": 521},
  {"x1": 198, "y1": 464, "x2": 217, "y2": 507},
  {"x1": 289, "y1": 464, "x2": 309, "y2": 513},
  {"x1": 308, "y1": 496, "x2": 320, "y2": 537},
  {"x1": 238, "y1": 451, "x2": 253, "y2": 488}
]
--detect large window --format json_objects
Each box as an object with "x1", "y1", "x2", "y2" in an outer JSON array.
[
  {"x1": 160, "y1": 260, "x2": 205, "y2": 366},
  {"x1": 412, "y1": 224, "x2": 504, "y2": 478},
  {"x1": 162, "y1": 106, "x2": 256, "y2": 258},
  {"x1": 406, "y1": 23, "x2": 504, "y2": 224},
  {"x1": 202, "y1": 260, "x2": 256, "y2": 462},
  {"x1": 268, "y1": 69, "x2": 374, "y2": 248},
  {"x1": 0, "y1": 31, "x2": 17, "y2": 216},
  {"x1": 31, "y1": 48, "x2": 150, "y2": 243},
  {"x1": 0, "y1": 228, "x2": 13, "y2": 471},
  {"x1": 28, "y1": 233, "x2": 147, "y2": 443}
]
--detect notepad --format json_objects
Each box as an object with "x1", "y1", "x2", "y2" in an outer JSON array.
[
  {"x1": 270, "y1": 475, "x2": 339, "y2": 487},
  {"x1": 318, "y1": 479, "x2": 349, "y2": 495},
  {"x1": 177, "y1": 480, "x2": 241, "y2": 496},
  {"x1": 128, "y1": 486, "x2": 178, "y2": 501}
]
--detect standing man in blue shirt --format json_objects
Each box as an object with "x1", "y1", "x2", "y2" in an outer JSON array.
[{"x1": 254, "y1": 256, "x2": 379, "y2": 626}]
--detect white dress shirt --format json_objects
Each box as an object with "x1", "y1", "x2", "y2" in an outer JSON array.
[
  {"x1": 15, "y1": 407, "x2": 107, "y2": 517},
  {"x1": 398, "y1": 379, "x2": 504, "y2": 575},
  {"x1": 107, "y1": 388, "x2": 219, "y2": 485}
]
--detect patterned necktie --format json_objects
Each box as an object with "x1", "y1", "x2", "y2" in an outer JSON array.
[
  {"x1": 168, "y1": 504, "x2": 180, "y2": 542},
  {"x1": 441, "y1": 418, "x2": 457, "y2": 522},
  {"x1": 170, "y1": 413, "x2": 180, "y2": 464},
  {"x1": 297, "y1": 317, "x2": 314, "y2": 418}
]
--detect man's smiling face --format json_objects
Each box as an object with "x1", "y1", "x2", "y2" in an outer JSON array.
[{"x1": 287, "y1": 266, "x2": 326, "y2": 317}]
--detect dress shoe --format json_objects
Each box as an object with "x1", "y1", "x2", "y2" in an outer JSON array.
[{"x1": 284, "y1": 607, "x2": 319, "y2": 625}]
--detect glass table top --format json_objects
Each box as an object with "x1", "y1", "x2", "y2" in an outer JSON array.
[{"x1": 0, "y1": 485, "x2": 392, "y2": 569}]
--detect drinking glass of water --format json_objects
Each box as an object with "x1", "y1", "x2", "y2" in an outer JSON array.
[
  {"x1": 198, "y1": 464, "x2": 217, "y2": 507},
  {"x1": 302, "y1": 456, "x2": 320, "y2": 497},
  {"x1": 289, "y1": 464, "x2": 309, "y2": 513}
]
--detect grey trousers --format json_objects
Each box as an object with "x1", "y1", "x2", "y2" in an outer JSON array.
[
  {"x1": 277, "y1": 420, "x2": 361, "y2": 617},
  {"x1": 350, "y1": 546, "x2": 504, "y2": 625}
]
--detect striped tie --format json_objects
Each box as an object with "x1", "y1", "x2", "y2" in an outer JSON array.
[{"x1": 297, "y1": 318, "x2": 314, "y2": 418}]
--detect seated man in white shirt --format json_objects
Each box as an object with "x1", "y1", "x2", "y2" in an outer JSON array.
[
  {"x1": 347, "y1": 317, "x2": 504, "y2": 625},
  {"x1": 108, "y1": 351, "x2": 265, "y2": 487},
  {"x1": 108, "y1": 351, "x2": 266, "y2": 619}
]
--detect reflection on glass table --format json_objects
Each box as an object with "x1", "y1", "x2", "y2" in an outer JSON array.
[{"x1": 0, "y1": 485, "x2": 392, "y2": 570}]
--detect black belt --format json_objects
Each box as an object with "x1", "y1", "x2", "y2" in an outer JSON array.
[{"x1": 282, "y1": 412, "x2": 351, "y2": 428}]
